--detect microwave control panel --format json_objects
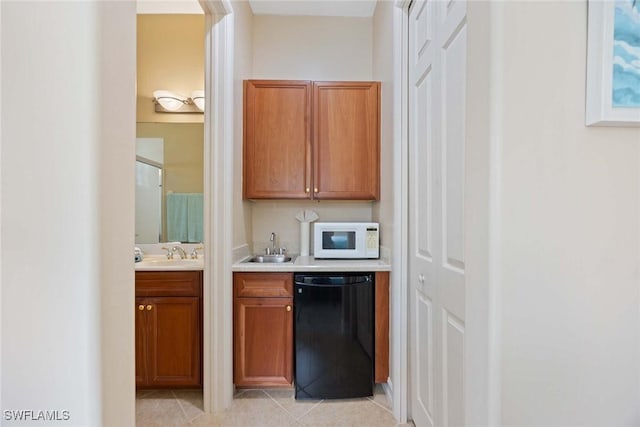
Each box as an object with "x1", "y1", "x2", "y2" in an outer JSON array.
[{"x1": 366, "y1": 228, "x2": 379, "y2": 250}]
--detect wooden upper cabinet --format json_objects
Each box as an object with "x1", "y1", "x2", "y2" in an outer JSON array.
[
  {"x1": 313, "y1": 81, "x2": 380, "y2": 200},
  {"x1": 243, "y1": 80, "x2": 311, "y2": 199},
  {"x1": 243, "y1": 79, "x2": 380, "y2": 201}
]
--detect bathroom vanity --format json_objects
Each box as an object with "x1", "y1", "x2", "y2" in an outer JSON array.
[{"x1": 135, "y1": 270, "x2": 202, "y2": 388}]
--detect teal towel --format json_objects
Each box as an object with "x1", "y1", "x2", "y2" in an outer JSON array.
[
  {"x1": 166, "y1": 193, "x2": 188, "y2": 242},
  {"x1": 187, "y1": 194, "x2": 203, "y2": 243},
  {"x1": 166, "y1": 193, "x2": 203, "y2": 243}
]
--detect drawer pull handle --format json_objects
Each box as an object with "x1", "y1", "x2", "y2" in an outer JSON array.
[
  {"x1": 146, "y1": 305, "x2": 153, "y2": 311},
  {"x1": 286, "y1": 305, "x2": 292, "y2": 312}
]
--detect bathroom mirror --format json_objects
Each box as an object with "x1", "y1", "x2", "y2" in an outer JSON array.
[
  {"x1": 135, "y1": 122, "x2": 204, "y2": 244},
  {"x1": 135, "y1": 14, "x2": 205, "y2": 244}
]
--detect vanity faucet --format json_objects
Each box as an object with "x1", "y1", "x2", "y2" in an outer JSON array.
[
  {"x1": 172, "y1": 246, "x2": 188, "y2": 260},
  {"x1": 190, "y1": 246, "x2": 203, "y2": 259}
]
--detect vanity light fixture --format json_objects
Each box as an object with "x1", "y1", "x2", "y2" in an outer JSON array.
[
  {"x1": 153, "y1": 90, "x2": 204, "y2": 114},
  {"x1": 191, "y1": 90, "x2": 205, "y2": 112}
]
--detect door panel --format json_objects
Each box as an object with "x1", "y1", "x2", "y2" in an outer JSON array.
[
  {"x1": 441, "y1": 21, "x2": 467, "y2": 274},
  {"x1": 135, "y1": 298, "x2": 148, "y2": 386},
  {"x1": 439, "y1": 0, "x2": 467, "y2": 325},
  {"x1": 313, "y1": 81, "x2": 380, "y2": 200},
  {"x1": 243, "y1": 80, "x2": 311, "y2": 199},
  {"x1": 413, "y1": 0, "x2": 435, "y2": 63},
  {"x1": 147, "y1": 297, "x2": 201, "y2": 386},
  {"x1": 443, "y1": 310, "x2": 465, "y2": 427},
  {"x1": 234, "y1": 297, "x2": 293, "y2": 387},
  {"x1": 409, "y1": 0, "x2": 467, "y2": 425},
  {"x1": 416, "y1": 292, "x2": 434, "y2": 427},
  {"x1": 414, "y1": 66, "x2": 435, "y2": 265}
]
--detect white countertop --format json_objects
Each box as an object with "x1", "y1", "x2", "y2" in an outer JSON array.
[
  {"x1": 135, "y1": 255, "x2": 204, "y2": 271},
  {"x1": 232, "y1": 255, "x2": 391, "y2": 272}
]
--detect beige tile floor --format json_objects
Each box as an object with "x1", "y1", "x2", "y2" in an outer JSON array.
[{"x1": 136, "y1": 386, "x2": 413, "y2": 427}]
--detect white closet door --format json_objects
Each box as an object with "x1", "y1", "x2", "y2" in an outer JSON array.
[{"x1": 408, "y1": 0, "x2": 467, "y2": 425}]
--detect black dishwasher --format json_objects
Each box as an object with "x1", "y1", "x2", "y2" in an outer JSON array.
[{"x1": 294, "y1": 272, "x2": 374, "y2": 400}]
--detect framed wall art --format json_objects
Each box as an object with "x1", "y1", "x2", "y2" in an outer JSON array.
[{"x1": 586, "y1": 0, "x2": 640, "y2": 126}]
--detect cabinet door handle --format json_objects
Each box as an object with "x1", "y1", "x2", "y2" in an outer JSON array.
[
  {"x1": 286, "y1": 305, "x2": 292, "y2": 312},
  {"x1": 314, "y1": 188, "x2": 318, "y2": 193},
  {"x1": 305, "y1": 187, "x2": 310, "y2": 193},
  {"x1": 146, "y1": 305, "x2": 153, "y2": 311},
  {"x1": 138, "y1": 305, "x2": 145, "y2": 311}
]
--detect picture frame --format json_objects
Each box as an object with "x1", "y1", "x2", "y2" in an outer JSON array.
[{"x1": 586, "y1": 0, "x2": 640, "y2": 127}]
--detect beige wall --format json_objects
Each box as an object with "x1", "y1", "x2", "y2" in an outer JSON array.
[
  {"x1": 137, "y1": 14, "x2": 204, "y2": 123},
  {"x1": 371, "y1": 0, "x2": 397, "y2": 404},
  {"x1": 463, "y1": 1, "x2": 493, "y2": 424},
  {"x1": 249, "y1": 13, "x2": 375, "y2": 252},
  {"x1": 372, "y1": 1, "x2": 394, "y2": 254},
  {"x1": 99, "y1": 3, "x2": 137, "y2": 423},
  {"x1": 1, "y1": 2, "x2": 135, "y2": 425},
  {"x1": 495, "y1": 2, "x2": 640, "y2": 424},
  {"x1": 232, "y1": 1, "x2": 254, "y2": 249},
  {"x1": 252, "y1": 15, "x2": 373, "y2": 81},
  {"x1": 251, "y1": 200, "x2": 373, "y2": 255}
]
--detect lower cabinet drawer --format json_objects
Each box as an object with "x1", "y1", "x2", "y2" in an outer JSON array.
[
  {"x1": 136, "y1": 271, "x2": 202, "y2": 297},
  {"x1": 233, "y1": 272, "x2": 293, "y2": 298}
]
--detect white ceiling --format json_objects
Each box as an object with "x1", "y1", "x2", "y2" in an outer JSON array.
[
  {"x1": 248, "y1": 0, "x2": 378, "y2": 18},
  {"x1": 136, "y1": 0, "x2": 204, "y2": 14},
  {"x1": 136, "y1": 0, "x2": 378, "y2": 18}
]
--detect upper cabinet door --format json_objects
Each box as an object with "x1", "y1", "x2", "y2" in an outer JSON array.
[
  {"x1": 244, "y1": 80, "x2": 312, "y2": 199},
  {"x1": 313, "y1": 82, "x2": 380, "y2": 200}
]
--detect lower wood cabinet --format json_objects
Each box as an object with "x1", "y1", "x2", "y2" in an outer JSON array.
[
  {"x1": 136, "y1": 271, "x2": 202, "y2": 388},
  {"x1": 233, "y1": 271, "x2": 390, "y2": 388},
  {"x1": 233, "y1": 273, "x2": 293, "y2": 387}
]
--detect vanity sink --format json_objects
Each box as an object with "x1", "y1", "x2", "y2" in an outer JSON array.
[{"x1": 245, "y1": 255, "x2": 294, "y2": 263}]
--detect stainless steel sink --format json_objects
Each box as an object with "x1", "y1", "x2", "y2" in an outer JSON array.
[{"x1": 246, "y1": 255, "x2": 294, "y2": 263}]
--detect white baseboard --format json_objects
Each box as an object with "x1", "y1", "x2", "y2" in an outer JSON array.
[{"x1": 383, "y1": 378, "x2": 394, "y2": 420}]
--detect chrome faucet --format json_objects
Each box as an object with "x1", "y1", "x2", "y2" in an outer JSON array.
[
  {"x1": 190, "y1": 246, "x2": 203, "y2": 259},
  {"x1": 161, "y1": 246, "x2": 187, "y2": 259},
  {"x1": 265, "y1": 233, "x2": 286, "y2": 255},
  {"x1": 172, "y1": 246, "x2": 188, "y2": 260},
  {"x1": 270, "y1": 232, "x2": 277, "y2": 254}
]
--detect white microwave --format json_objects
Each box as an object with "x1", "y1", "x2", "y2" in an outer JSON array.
[{"x1": 313, "y1": 222, "x2": 379, "y2": 259}]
